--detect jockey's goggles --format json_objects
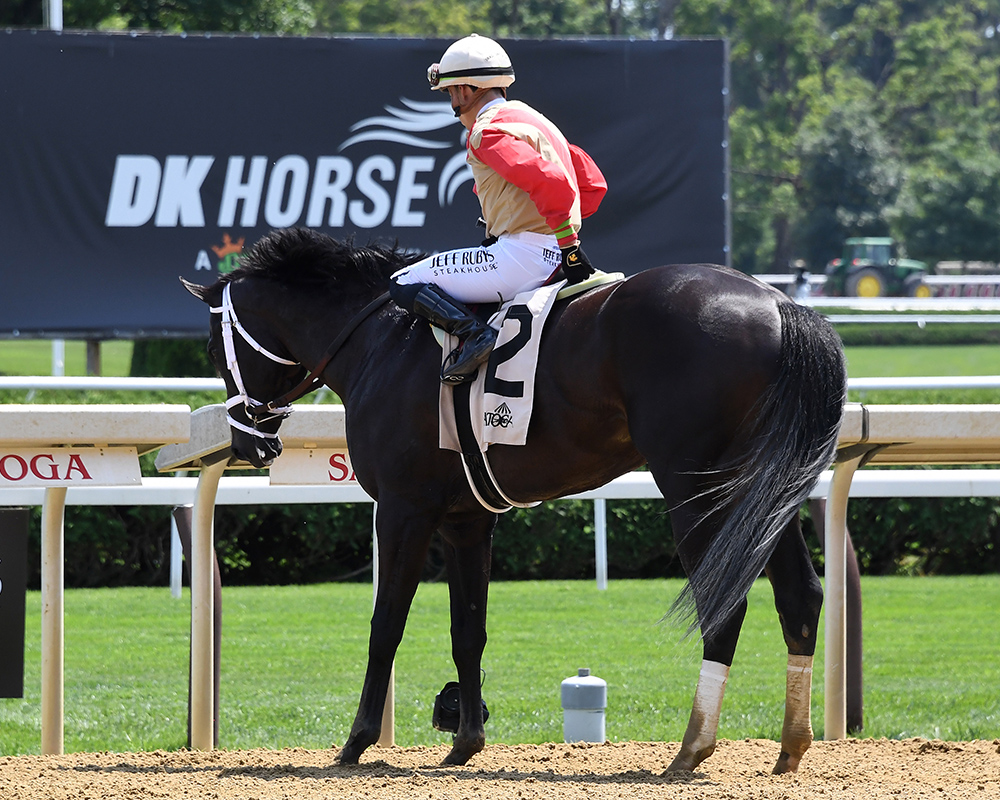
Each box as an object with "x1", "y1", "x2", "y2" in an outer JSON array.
[{"x1": 426, "y1": 63, "x2": 516, "y2": 90}]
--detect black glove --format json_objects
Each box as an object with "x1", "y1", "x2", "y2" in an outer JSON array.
[
  {"x1": 561, "y1": 243, "x2": 595, "y2": 284},
  {"x1": 477, "y1": 218, "x2": 498, "y2": 246}
]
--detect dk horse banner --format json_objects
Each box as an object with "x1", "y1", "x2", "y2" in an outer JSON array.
[{"x1": 0, "y1": 31, "x2": 728, "y2": 337}]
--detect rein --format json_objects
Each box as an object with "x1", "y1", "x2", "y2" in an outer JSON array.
[
  {"x1": 262, "y1": 290, "x2": 391, "y2": 412},
  {"x1": 211, "y1": 283, "x2": 390, "y2": 436}
]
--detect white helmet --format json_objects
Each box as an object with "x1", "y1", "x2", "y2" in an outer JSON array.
[{"x1": 427, "y1": 34, "x2": 515, "y2": 92}]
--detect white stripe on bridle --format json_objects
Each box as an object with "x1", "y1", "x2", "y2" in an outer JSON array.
[{"x1": 210, "y1": 282, "x2": 298, "y2": 439}]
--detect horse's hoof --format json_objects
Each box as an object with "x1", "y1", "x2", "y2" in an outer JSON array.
[
  {"x1": 441, "y1": 737, "x2": 485, "y2": 766},
  {"x1": 772, "y1": 751, "x2": 801, "y2": 774},
  {"x1": 665, "y1": 744, "x2": 715, "y2": 773},
  {"x1": 337, "y1": 743, "x2": 363, "y2": 765}
]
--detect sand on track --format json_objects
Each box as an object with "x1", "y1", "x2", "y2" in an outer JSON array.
[{"x1": 2, "y1": 737, "x2": 999, "y2": 800}]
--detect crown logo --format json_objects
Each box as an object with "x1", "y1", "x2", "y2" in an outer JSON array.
[
  {"x1": 212, "y1": 233, "x2": 245, "y2": 274},
  {"x1": 212, "y1": 233, "x2": 244, "y2": 259}
]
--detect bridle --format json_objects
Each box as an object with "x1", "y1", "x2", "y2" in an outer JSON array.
[{"x1": 211, "y1": 282, "x2": 390, "y2": 439}]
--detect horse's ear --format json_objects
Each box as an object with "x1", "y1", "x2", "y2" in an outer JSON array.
[{"x1": 180, "y1": 277, "x2": 221, "y2": 305}]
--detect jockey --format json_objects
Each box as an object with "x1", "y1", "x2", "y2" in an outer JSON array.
[{"x1": 389, "y1": 33, "x2": 608, "y2": 385}]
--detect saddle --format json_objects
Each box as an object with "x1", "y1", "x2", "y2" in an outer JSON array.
[{"x1": 434, "y1": 269, "x2": 625, "y2": 512}]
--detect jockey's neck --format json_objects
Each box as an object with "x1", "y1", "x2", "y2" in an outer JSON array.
[{"x1": 456, "y1": 88, "x2": 506, "y2": 130}]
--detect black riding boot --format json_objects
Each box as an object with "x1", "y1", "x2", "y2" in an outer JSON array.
[{"x1": 412, "y1": 284, "x2": 498, "y2": 385}]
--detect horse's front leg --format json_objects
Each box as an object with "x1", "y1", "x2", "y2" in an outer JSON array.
[
  {"x1": 438, "y1": 513, "x2": 497, "y2": 765},
  {"x1": 765, "y1": 516, "x2": 823, "y2": 774},
  {"x1": 339, "y1": 499, "x2": 437, "y2": 765}
]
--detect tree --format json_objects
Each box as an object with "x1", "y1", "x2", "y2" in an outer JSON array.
[
  {"x1": 891, "y1": 137, "x2": 1000, "y2": 264},
  {"x1": 797, "y1": 92, "x2": 902, "y2": 269},
  {"x1": 676, "y1": 0, "x2": 1000, "y2": 272},
  {"x1": 10, "y1": 0, "x2": 1000, "y2": 269},
  {"x1": 0, "y1": 0, "x2": 43, "y2": 26},
  {"x1": 60, "y1": 0, "x2": 315, "y2": 33},
  {"x1": 676, "y1": 0, "x2": 835, "y2": 271},
  {"x1": 315, "y1": 0, "x2": 487, "y2": 35}
]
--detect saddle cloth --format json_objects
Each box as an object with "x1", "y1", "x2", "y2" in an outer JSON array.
[{"x1": 439, "y1": 279, "x2": 565, "y2": 453}]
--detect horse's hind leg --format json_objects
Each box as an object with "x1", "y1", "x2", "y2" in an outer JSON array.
[
  {"x1": 438, "y1": 513, "x2": 496, "y2": 765},
  {"x1": 764, "y1": 515, "x2": 823, "y2": 774},
  {"x1": 664, "y1": 497, "x2": 748, "y2": 773},
  {"x1": 666, "y1": 598, "x2": 747, "y2": 772},
  {"x1": 339, "y1": 499, "x2": 436, "y2": 765}
]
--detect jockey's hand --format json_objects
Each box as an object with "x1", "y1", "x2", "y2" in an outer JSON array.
[{"x1": 561, "y1": 243, "x2": 594, "y2": 284}]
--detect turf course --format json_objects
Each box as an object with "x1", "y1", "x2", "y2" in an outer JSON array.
[
  {"x1": 0, "y1": 577, "x2": 996, "y2": 755},
  {"x1": 0, "y1": 340, "x2": 133, "y2": 377}
]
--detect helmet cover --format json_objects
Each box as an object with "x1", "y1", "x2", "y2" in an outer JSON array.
[{"x1": 427, "y1": 34, "x2": 515, "y2": 91}]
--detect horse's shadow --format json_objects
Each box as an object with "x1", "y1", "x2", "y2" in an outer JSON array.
[
  {"x1": 215, "y1": 758, "x2": 712, "y2": 787},
  {"x1": 64, "y1": 758, "x2": 712, "y2": 787}
]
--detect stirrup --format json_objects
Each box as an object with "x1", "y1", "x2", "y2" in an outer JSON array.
[
  {"x1": 441, "y1": 371, "x2": 477, "y2": 386},
  {"x1": 440, "y1": 345, "x2": 484, "y2": 385},
  {"x1": 440, "y1": 328, "x2": 495, "y2": 383}
]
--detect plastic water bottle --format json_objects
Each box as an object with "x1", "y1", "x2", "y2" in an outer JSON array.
[{"x1": 561, "y1": 668, "x2": 607, "y2": 743}]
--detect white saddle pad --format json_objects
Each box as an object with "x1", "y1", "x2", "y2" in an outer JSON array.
[{"x1": 440, "y1": 280, "x2": 565, "y2": 452}]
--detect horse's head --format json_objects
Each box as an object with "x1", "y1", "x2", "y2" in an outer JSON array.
[{"x1": 182, "y1": 276, "x2": 309, "y2": 468}]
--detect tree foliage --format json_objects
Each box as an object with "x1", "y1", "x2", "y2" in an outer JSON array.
[{"x1": 674, "y1": 0, "x2": 1000, "y2": 271}]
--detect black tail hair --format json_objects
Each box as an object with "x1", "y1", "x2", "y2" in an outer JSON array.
[{"x1": 672, "y1": 301, "x2": 847, "y2": 641}]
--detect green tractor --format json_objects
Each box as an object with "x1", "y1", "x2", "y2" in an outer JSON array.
[{"x1": 824, "y1": 237, "x2": 930, "y2": 297}]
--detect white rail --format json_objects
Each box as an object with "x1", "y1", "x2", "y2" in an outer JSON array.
[
  {"x1": 826, "y1": 314, "x2": 1000, "y2": 324},
  {"x1": 805, "y1": 297, "x2": 1000, "y2": 310},
  {"x1": 849, "y1": 375, "x2": 1000, "y2": 390},
  {"x1": 0, "y1": 376, "x2": 225, "y2": 391}
]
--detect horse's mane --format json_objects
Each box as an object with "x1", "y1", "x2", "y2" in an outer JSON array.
[{"x1": 222, "y1": 227, "x2": 423, "y2": 291}]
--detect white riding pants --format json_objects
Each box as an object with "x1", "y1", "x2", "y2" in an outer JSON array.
[{"x1": 391, "y1": 231, "x2": 562, "y2": 304}]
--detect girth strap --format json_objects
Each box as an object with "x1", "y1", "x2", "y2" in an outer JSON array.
[{"x1": 452, "y1": 381, "x2": 539, "y2": 513}]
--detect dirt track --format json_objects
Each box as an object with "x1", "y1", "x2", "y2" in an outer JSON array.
[{"x1": 2, "y1": 738, "x2": 999, "y2": 800}]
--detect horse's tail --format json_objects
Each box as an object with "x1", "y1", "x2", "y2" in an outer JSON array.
[{"x1": 674, "y1": 300, "x2": 847, "y2": 642}]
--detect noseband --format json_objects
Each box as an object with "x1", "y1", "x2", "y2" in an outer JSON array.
[
  {"x1": 211, "y1": 282, "x2": 390, "y2": 439},
  {"x1": 210, "y1": 282, "x2": 299, "y2": 439}
]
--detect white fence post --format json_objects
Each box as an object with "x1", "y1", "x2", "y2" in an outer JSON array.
[
  {"x1": 170, "y1": 507, "x2": 187, "y2": 599},
  {"x1": 51, "y1": 341, "x2": 65, "y2": 377},
  {"x1": 594, "y1": 498, "x2": 608, "y2": 590},
  {"x1": 40, "y1": 487, "x2": 67, "y2": 755}
]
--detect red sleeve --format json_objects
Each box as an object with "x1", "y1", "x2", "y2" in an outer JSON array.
[
  {"x1": 470, "y1": 127, "x2": 580, "y2": 237},
  {"x1": 569, "y1": 144, "x2": 607, "y2": 219}
]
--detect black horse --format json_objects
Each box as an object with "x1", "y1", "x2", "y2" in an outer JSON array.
[{"x1": 184, "y1": 227, "x2": 846, "y2": 774}]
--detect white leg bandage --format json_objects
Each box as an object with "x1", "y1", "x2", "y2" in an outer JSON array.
[
  {"x1": 668, "y1": 659, "x2": 731, "y2": 771},
  {"x1": 689, "y1": 660, "x2": 730, "y2": 743}
]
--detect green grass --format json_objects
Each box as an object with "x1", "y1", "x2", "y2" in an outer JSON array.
[
  {"x1": 0, "y1": 340, "x2": 133, "y2": 377},
  {"x1": 1, "y1": 577, "x2": 997, "y2": 755},
  {"x1": 844, "y1": 344, "x2": 1000, "y2": 404},
  {"x1": 843, "y1": 344, "x2": 1000, "y2": 378}
]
